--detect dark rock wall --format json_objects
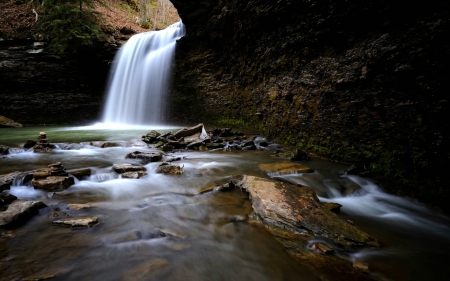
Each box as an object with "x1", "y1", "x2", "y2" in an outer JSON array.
[
  {"x1": 0, "y1": 41, "x2": 110, "y2": 125},
  {"x1": 170, "y1": 0, "x2": 450, "y2": 209}
]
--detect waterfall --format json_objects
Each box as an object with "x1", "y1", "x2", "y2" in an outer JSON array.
[{"x1": 102, "y1": 21, "x2": 185, "y2": 126}]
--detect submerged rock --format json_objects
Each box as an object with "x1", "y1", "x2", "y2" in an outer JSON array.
[
  {"x1": 236, "y1": 175, "x2": 379, "y2": 248},
  {"x1": 113, "y1": 164, "x2": 147, "y2": 174},
  {"x1": 0, "y1": 200, "x2": 47, "y2": 229},
  {"x1": 0, "y1": 145, "x2": 9, "y2": 155},
  {"x1": 67, "y1": 204, "x2": 92, "y2": 210},
  {"x1": 52, "y1": 217, "x2": 99, "y2": 228},
  {"x1": 258, "y1": 161, "x2": 315, "y2": 174}
]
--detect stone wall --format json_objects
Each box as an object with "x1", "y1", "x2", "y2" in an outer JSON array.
[{"x1": 169, "y1": 0, "x2": 450, "y2": 209}]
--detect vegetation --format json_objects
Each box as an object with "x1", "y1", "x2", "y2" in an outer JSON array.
[{"x1": 38, "y1": 0, "x2": 105, "y2": 53}]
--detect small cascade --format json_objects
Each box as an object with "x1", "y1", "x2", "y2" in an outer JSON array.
[{"x1": 102, "y1": 21, "x2": 186, "y2": 126}]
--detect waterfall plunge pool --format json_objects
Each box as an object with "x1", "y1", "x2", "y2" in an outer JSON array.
[{"x1": 1, "y1": 125, "x2": 450, "y2": 281}]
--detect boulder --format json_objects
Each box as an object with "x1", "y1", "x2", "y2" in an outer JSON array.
[
  {"x1": 23, "y1": 140, "x2": 37, "y2": 149},
  {"x1": 32, "y1": 176, "x2": 75, "y2": 191},
  {"x1": 67, "y1": 168, "x2": 91, "y2": 180},
  {"x1": 156, "y1": 163, "x2": 183, "y2": 174},
  {"x1": 0, "y1": 200, "x2": 47, "y2": 229},
  {"x1": 122, "y1": 171, "x2": 146, "y2": 179},
  {"x1": 142, "y1": 130, "x2": 161, "y2": 143},
  {"x1": 258, "y1": 161, "x2": 315, "y2": 174},
  {"x1": 236, "y1": 175, "x2": 379, "y2": 248},
  {"x1": 113, "y1": 164, "x2": 146, "y2": 174},
  {"x1": 0, "y1": 115, "x2": 23, "y2": 128},
  {"x1": 101, "y1": 141, "x2": 124, "y2": 148},
  {"x1": 125, "y1": 151, "x2": 163, "y2": 164},
  {"x1": 52, "y1": 217, "x2": 99, "y2": 228}
]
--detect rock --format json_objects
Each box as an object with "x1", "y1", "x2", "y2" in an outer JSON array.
[
  {"x1": 156, "y1": 163, "x2": 184, "y2": 174},
  {"x1": 142, "y1": 130, "x2": 161, "y2": 143},
  {"x1": 236, "y1": 175, "x2": 379, "y2": 248},
  {"x1": 173, "y1": 123, "x2": 205, "y2": 138},
  {"x1": 0, "y1": 115, "x2": 22, "y2": 128},
  {"x1": 0, "y1": 171, "x2": 21, "y2": 191},
  {"x1": 0, "y1": 200, "x2": 47, "y2": 229},
  {"x1": 32, "y1": 171, "x2": 50, "y2": 179},
  {"x1": 23, "y1": 274, "x2": 56, "y2": 281},
  {"x1": 353, "y1": 260, "x2": 369, "y2": 271},
  {"x1": 321, "y1": 202, "x2": 342, "y2": 213},
  {"x1": 48, "y1": 211, "x2": 69, "y2": 218},
  {"x1": 52, "y1": 217, "x2": 99, "y2": 228},
  {"x1": 113, "y1": 164, "x2": 146, "y2": 174},
  {"x1": 48, "y1": 162, "x2": 68, "y2": 176},
  {"x1": 32, "y1": 176, "x2": 75, "y2": 191},
  {"x1": 59, "y1": 143, "x2": 83, "y2": 150},
  {"x1": 122, "y1": 171, "x2": 146, "y2": 179},
  {"x1": 67, "y1": 168, "x2": 91, "y2": 180},
  {"x1": 310, "y1": 243, "x2": 334, "y2": 254},
  {"x1": 67, "y1": 204, "x2": 92, "y2": 210},
  {"x1": 0, "y1": 193, "x2": 17, "y2": 208},
  {"x1": 123, "y1": 258, "x2": 168, "y2": 281},
  {"x1": 23, "y1": 140, "x2": 37, "y2": 149},
  {"x1": 101, "y1": 141, "x2": 124, "y2": 148},
  {"x1": 0, "y1": 145, "x2": 9, "y2": 155},
  {"x1": 120, "y1": 26, "x2": 135, "y2": 35},
  {"x1": 291, "y1": 148, "x2": 310, "y2": 161},
  {"x1": 125, "y1": 151, "x2": 163, "y2": 164},
  {"x1": 258, "y1": 161, "x2": 315, "y2": 174},
  {"x1": 162, "y1": 144, "x2": 175, "y2": 152}
]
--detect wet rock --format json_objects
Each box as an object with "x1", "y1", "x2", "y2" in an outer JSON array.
[
  {"x1": 310, "y1": 243, "x2": 334, "y2": 254},
  {"x1": 258, "y1": 161, "x2": 315, "y2": 174},
  {"x1": 353, "y1": 260, "x2": 369, "y2": 271},
  {"x1": 32, "y1": 176, "x2": 75, "y2": 191},
  {"x1": 32, "y1": 171, "x2": 50, "y2": 179},
  {"x1": 0, "y1": 193, "x2": 17, "y2": 208},
  {"x1": 67, "y1": 168, "x2": 91, "y2": 180},
  {"x1": 122, "y1": 171, "x2": 146, "y2": 179},
  {"x1": 156, "y1": 163, "x2": 183, "y2": 174},
  {"x1": 162, "y1": 144, "x2": 175, "y2": 152},
  {"x1": 236, "y1": 175, "x2": 379, "y2": 248},
  {"x1": 0, "y1": 171, "x2": 21, "y2": 191},
  {"x1": 173, "y1": 123, "x2": 205, "y2": 138},
  {"x1": 113, "y1": 164, "x2": 146, "y2": 174},
  {"x1": 101, "y1": 141, "x2": 124, "y2": 148},
  {"x1": 0, "y1": 115, "x2": 22, "y2": 128},
  {"x1": 59, "y1": 143, "x2": 83, "y2": 150},
  {"x1": 67, "y1": 204, "x2": 92, "y2": 210},
  {"x1": 321, "y1": 202, "x2": 342, "y2": 213},
  {"x1": 23, "y1": 140, "x2": 37, "y2": 149},
  {"x1": 291, "y1": 149, "x2": 310, "y2": 161},
  {"x1": 0, "y1": 200, "x2": 47, "y2": 229},
  {"x1": 0, "y1": 145, "x2": 9, "y2": 155},
  {"x1": 48, "y1": 162, "x2": 69, "y2": 176},
  {"x1": 142, "y1": 130, "x2": 161, "y2": 143},
  {"x1": 215, "y1": 182, "x2": 236, "y2": 192},
  {"x1": 33, "y1": 132, "x2": 55, "y2": 153},
  {"x1": 52, "y1": 217, "x2": 99, "y2": 228},
  {"x1": 125, "y1": 151, "x2": 163, "y2": 164}
]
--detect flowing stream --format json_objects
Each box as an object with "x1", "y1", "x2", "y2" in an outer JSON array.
[
  {"x1": 1, "y1": 126, "x2": 450, "y2": 281},
  {"x1": 101, "y1": 22, "x2": 185, "y2": 126}
]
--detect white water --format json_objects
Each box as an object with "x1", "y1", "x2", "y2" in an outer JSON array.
[{"x1": 102, "y1": 22, "x2": 186, "y2": 126}]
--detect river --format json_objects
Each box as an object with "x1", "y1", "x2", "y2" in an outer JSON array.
[{"x1": 1, "y1": 125, "x2": 449, "y2": 281}]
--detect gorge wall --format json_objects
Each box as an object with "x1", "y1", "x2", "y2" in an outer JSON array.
[{"x1": 169, "y1": 0, "x2": 450, "y2": 210}]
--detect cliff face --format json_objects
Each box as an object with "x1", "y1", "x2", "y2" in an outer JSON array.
[{"x1": 169, "y1": 0, "x2": 450, "y2": 209}]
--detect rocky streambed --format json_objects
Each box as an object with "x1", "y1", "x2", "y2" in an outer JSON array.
[{"x1": 1, "y1": 124, "x2": 450, "y2": 281}]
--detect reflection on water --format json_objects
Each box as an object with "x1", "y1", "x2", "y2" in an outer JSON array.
[{"x1": 1, "y1": 126, "x2": 450, "y2": 281}]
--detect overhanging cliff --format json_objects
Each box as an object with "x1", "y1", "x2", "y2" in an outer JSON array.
[{"x1": 169, "y1": 0, "x2": 450, "y2": 209}]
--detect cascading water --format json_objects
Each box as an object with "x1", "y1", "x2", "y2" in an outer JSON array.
[{"x1": 101, "y1": 21, "x2": 185, "y2": 126}]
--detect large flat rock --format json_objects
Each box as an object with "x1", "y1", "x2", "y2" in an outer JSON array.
[
  {"x1": 236, "y1": 175, "x2": 379, "y2": 248},
  {"x1": 0, "y1": 200, "x2": 47, "y2": 229},
  {"x1": 32, "y1": 176, "x2": 75, "y2": 191},
  {"x1": 52, "y1": 217, "x2": 99, "y2": 228}
]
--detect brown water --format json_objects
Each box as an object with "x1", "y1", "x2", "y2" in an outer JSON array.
[{"x1": 1, "y1": 126, "x2": 450, "y2": 281}]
